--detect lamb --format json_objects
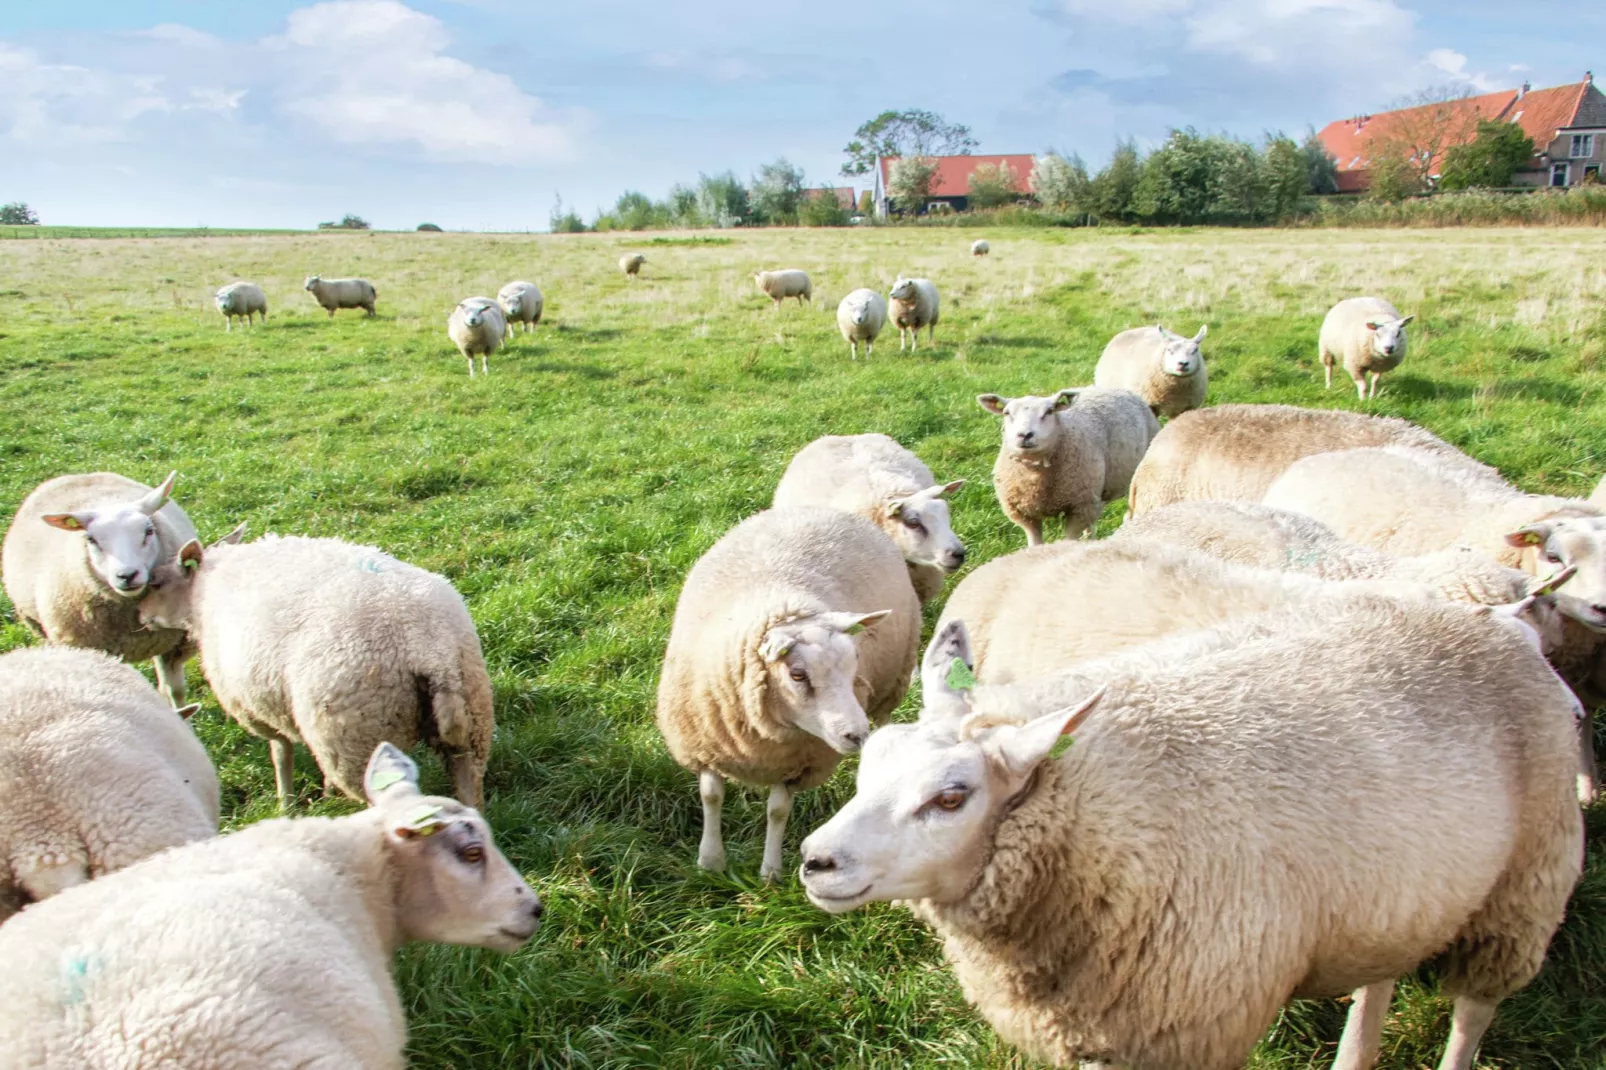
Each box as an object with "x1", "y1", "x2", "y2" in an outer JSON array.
[
  {"x1": 137, "y1": 533, "x2": 495, "y2": 810},
  {"x1": 755, "y1": 269, "x2": 812, "y2": 307},
  {"x1": 303, "y1": 274, "x2": 378, "y2": 317},
  {"x1": 655, "y1": 506, "x2": 920, "y2": 880},
  {"x1": 888, "y1": 277, "x2": 939, "y2": 351},
  {"x1": 772, "y1": 433, "x2": 966, "y2": 604},
  {"x1": 1320, "y1": 295, "x2": 1414, "y2": 399},
  {"x1": 2, "y1": 470, "x2": 197, "y2": 707},
  {"x1": 214, "y1": 281, "x2": 267, "y2": 331},
  {"x1": 800, "y1": 599, "x2": 1582, "y2": 1070},
  {"x1": 971, "y1": 239, "x2": 990, "y2": 257},
  {"x1": 620, "y1": 253, "x2": 647, "y2": 278},
  {"x1": 447, "y1": 296, "x2": 508, "y2": 377},
  {"x1": 835, "y1": 288, "x2": 887, "y2": 359},
  {"x1": 1093, "y1": 324, "x2": 1208, "y2": 418},
  {"x1": 977, "y1": 387, "x2": 1159, "y2": 546},
  {"x1": 0, "y1": 743, "x2": 541, "y2": 1067},
  {"x1": 497, "y1": 280, "x2": 543, "y2": 332},
  {"x1": 0, "y1": 646, "x2": 217, "y2": 922}
]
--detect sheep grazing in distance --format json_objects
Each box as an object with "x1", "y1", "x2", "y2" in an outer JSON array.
[
  {"x1": 448, "y1": 297, "x2": 508, "y2": 377},
  {"x1": 0, "y1": 743, "x2": 541, "y2": 1068},
  {"x1": 801, "y1": 599, "x2": 1583, "y2": 1070},
  {"x1": 2, "y1": 470, "x2": 197, "y2": 707},
  {"x1": 1093, "y1": 324, "x2": 1208, "y2": 418},
  {"x1": 620, "y1": 253, "x2": 647, "y2": 278},
  {"x1": 773, "y1": 433, "x2": 966, "y2": 604},
  {"x1": 755, "y1": 269, "x2": 812, "y2": 308},
  {"x1": 214, "y1": 281, "x2": 267, "y2": 331},
  {"x1": 1320, "y1": 295, "x2": 1414, "y2": 400},
  {"x1": 0, "y1": 646, "x2": 217, "y2": 922},
  {"x1": 889, "y1": 277, "x2": 939, "y2": 351},
  {"x1": 303, "y1": 274, "x2": 377, "y2": 317},
  {"x1": 971, "y1": 239, "x2": 990, "y2": 257},
  {"x1": 497, "y1": 280, "x2": 543, "y2": 332},
  {"x1": 137, "y1": 533, "x2": 495, "y2": 811},
  {"x1": 977, "y1": 387, "x2": 1158, "y2": 546},
  {"x1": 835, "y1": 288, "x2": 888, "y2": 360},
  {"x1": 656, "y1": 506, "x2": 920, "y2": 880}
]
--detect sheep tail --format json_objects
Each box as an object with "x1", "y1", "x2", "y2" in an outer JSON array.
[{"x1": 416, "y1": 675, "x2": 471, "y2": 751}]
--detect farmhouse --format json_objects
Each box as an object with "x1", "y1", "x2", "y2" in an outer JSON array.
[
  {"x1": 1317, "y1": 74, "x2": 1606, "y2": 192},
  {"x1": 872, "y1": 154, "x2": 1035, "y2": 217}
]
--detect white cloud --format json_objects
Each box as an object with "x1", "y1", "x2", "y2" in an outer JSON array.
[{"x1": 0, "y1": 43, "x2": 172, "y2": 144}]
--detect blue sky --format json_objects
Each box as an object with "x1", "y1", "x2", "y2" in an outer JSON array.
[{"x1": 1, "y1": 0, "x2": 1599, "y2": 229}]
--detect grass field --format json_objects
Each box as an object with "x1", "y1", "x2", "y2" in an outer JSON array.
[{"x1": 2, "y1": 225, "x2": 1604, "y2": 1069}]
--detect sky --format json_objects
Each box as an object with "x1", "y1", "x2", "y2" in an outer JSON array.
[{"x1": 1, "y1": 0, "x2": 1600, "y2": 230}]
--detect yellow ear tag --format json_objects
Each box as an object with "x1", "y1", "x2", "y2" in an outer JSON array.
[
  {"x1": 403, "y1": 804, "x2": 444, "y2": 835},
  {"x1": 946, "y1": 660, "x2": 977, "y2": 692}
]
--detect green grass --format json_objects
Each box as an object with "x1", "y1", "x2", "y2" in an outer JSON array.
[
  {"x1": 1, "y1": 226, "x2": 1604, "y2": 1069},
  {"x1": 0, "y1": 225, "x2": 308, "y2": 240}
]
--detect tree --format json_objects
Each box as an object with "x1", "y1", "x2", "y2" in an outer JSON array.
[
  {"x1": 842, "y1": 110, "x2": 976, "y2": 176},
  {"x1": 799, "y1": 187, "x2": 850, "y2": 227},
  {"x1": 886, "y1": 156, "x2": 939, "y2": 214},
  {"x1": 1132, "y1": 129, "x2": 1220, "y2": 224},
  {"x1": 549, "y1": 193, "x2": 588, "y2": 233},
  {"x1": 416, "y1": 222, "x2": 442, "y2": 232},
  {"x1": 1301, "y1": 129, "x2": 1340, "y2": 195},
  {"x1": 1368, "y1": 85, "x2": 1478, "y2": 191},
  {"x1": 1088, "y1": 141, "x2": 1141, "y2": 223},
  {"x1": 857, "y1": 190, "x2": 873, "y2": 216},
  {"x1": 967, "y1": 161, "x2": 1020, "y2": 209},
  {"x1": 696, "y1": 171, "x2": 749, "y2": 228},
  {"x1": 666, "y1": 183, "x2": 703, "y2": 227},
  {"x1": 1438, "y1": 120, "x2": 1535, "y2": 190},
  {"x1": 1365, "y1": 151, "x2": 1421, "y2": 202},
  {"x1": 0, "y1": 202, "x2": 39, "y2": 225},
  {"x1": 1263, "y1": 135, "x2": 1309, "y2": 220},
  {"x1": 1030, "y1": 153, "x2": 1090, "y2": 213},
  {"x1": 749, "y1": 158, "x2": 807, "y2": 225}
]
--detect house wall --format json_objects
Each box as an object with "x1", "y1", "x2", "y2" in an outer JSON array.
[{"x1": 1543, "y1": 129, "x2": 1606, "y2": 186}]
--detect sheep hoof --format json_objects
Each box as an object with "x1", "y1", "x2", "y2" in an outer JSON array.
[{"x1": 698, "y1": 848, "x2": 727, "y2": 872}]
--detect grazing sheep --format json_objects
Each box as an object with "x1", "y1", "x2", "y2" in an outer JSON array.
[
  {"x1": 2, "y1": 470, "x2": 196, "y2": 707},
  {"x1": 1093, "y1": 324, "x2": 1208, "y2": 418},
  {"x1": 497, "y1": 280, "x2": 543, "y2": 332},
  {"x1": 0, "y1": 743, "x2": 541, "y2": 1067},
  {"x1": 0, "y1": 646, "x2": 217, "y2": 922},
  {"x1": 620, "y1": 253, "x2": 646, "y2": 278},
  {"x1": 303, "y1": 274, "x2": 377, "y2": 317},
  {"x1": 889, "y1": 277, "x2": 939, "y2": 351},
  {"x1": 214, "y1": 281, "x2": 267, "y2": 331},
  {"x1": 447, "y1": 297, "x2": 507, "y2": 377},
  {"x1": 835, "y1": 288, "x2": 887, "y2": 359},
  {"x1": 971, "y1": 239, "x2": 990, "y2": 257},
  {"x1": 977, "y1": 387, "x2": 1159, "y2": 546},
  {"x1": 773, "y1": 433, "x2": 966, "y2": 604},
  {"x1": 1320, "y1": 295, "x2": 1414, "y2": 399},
  {"x1": 755, "y1": 269, "x2": 812, "y2": 307},
  {"x1": 655, "y1": 507, "x2": 920, "y2": 880},
  {"x1": 800, "y1": 599, "x2": 1582, "y2": 1070},
  {"x1": 137, "y1": 533, "x2": 494, "y2": 811}
]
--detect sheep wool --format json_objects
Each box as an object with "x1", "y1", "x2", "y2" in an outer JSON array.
[
  {"x1": 1320, "y1": 295, "x2": 1414, "y2": 400},
  {"x1": 754, "y1": 269, "x2": 812, "y2": 307},
  {"x1": 447, "y1": 297, "x2": 508, "y2": 377},
  {"x1": 214, "y1": 281, "x2": 267, "y2": 331},
  {"x1": 971, "y1": 240, "x2": 990, "y2": 257},
  {"x1": 1093, "y1": 325, "x2": 1208, "y2": 418},
  {"x1": 834, "y1": 288, "x2": 887, "y2": 360},
  {"x1": 303, "y1": 275, "x2": 377, "y2": 317},
  {"x1": 620, "y1": 253, "x2": 646, "y2": 277},
  {"x1": 497, "y1": 280, "x2": 543, "y2": 332},
  {"x1": 888, "y1": 277, "x2": 939, "y2": 350}
]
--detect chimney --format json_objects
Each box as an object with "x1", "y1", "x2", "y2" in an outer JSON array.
[
  {"x1": 1519, "y1": 81, "x2": 1530, "y2": 99},
  {"x1": 1587, "y1": 70, "x2": 1594, "y2": 86}
]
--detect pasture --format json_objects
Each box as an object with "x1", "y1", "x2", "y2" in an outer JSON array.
[{"x1": 1, "y1": 224, "x2": 1604, "y2": 1068}]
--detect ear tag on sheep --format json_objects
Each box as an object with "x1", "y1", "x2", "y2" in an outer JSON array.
[
  {"x1": 400, "y1": 804, "x2": 446, "y2": 837},
  {"x1": 182, "y1": 558, "x2": 200, "y2": 572},
  {"x1": 845, "y1": 623, "x2": 865, "y2": 636},
  {"x1": 945, "y1": 659, "x2": 977, "y2": 692},
  {"x1": 1048, "y1": 735, "x2": 1075, "y2": 760}
]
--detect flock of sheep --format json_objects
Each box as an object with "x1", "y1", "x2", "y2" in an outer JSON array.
[{"x1": 0, "y1": 239, "x2": 1600, "y2": 1069}]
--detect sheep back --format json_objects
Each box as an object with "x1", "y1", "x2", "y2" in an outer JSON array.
[
  {"x1": 306, "y1": 277, "x2": 377, "y2": 313},
  {"x1": 755, "y1": 269, "x2": 812, "y2": 303}
]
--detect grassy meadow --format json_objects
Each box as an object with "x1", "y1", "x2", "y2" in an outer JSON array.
[{"x1": 2, "y1": 224, "x2": 1605, "y2": 1068}]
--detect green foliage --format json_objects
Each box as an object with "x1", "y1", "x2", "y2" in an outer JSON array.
[
  {"x1": 548, "y1": 194, "x2": 589, "y2": 234},
  {"x1": 1367, "y1": 151, "x2": 1426, "y2": 203},
  {"x1": 799, "y1": 188, "x2": 850, "y2": 227},
  {"x1": 416, "y1": 223, "x2": 442, "y2": 232},
  {"x1": 1129, "y1": 129, "x2": 1304, "y2": 225},
  {"x1": 857, "y1": 189, "x2": 874, "y2": 216},
  {"x1": 318, "y1": 213, "x2": 371, "y2": 230},
  {"x1": 1264, "y1": 135, "x2": 1310, "y2": 221},
  {"x1": 0, "y1": 201, "x2": 39, "y2": 225},
  {"x1": 1089, "y1": 141, "x2": 1142, "y2": 223},
  {"x1": 841, "y1": 109, "x2": 976, "y2": 176},
  {"x1": 1439, "y1": 120, "x2": 1537, "y2": 191},
  {"x1": 966, "y1": 161, "x2": 1019, "y2": 210},
  {"x1": 1031, "y1": 152, "x2": 1090, "y2": 215},
  {"x1": 1302, "y1": 130, "x2": 1341, "y2": 195},
  {"x1": 1309, "y1": 185, "x2": 1606, "y2": 227},
  {"x1": 887, "y1": 156, "x2": 939, "y2": 214},
  {"x1": 696, "y1": 171, "x2": 749, "y2": 228},
  {"x1": 749, "y1": 158, "x2": 807, "y2": 225}
]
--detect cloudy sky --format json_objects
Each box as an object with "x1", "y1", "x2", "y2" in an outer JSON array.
[{"x1": 2, "y1": 0, "x2": 1598, "y2": 229}]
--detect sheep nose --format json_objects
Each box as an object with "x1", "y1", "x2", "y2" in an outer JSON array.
[
  {"x1": 801, "y1": 853, "x2": 836, "y2": 876},
  {"x1": 951, "y1": 547, "x2": 967, "y2": 564},
  {"x1": 841, "y1": 731, "x2": 865, "y2": 750},
  {"x1": 529, "y1": 899, "x2": 544, "y2": 920},
  {"x1": 116, "y1": 570, "x2": 141, "y2": 587},
  {"x1": 1017, "y1": 432, "x2": 1034, "y2": 446}
]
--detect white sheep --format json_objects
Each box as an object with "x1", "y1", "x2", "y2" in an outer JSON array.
[
  {"x1": 888, "y1": 277, "x2": 939, "y2": 351},
  {"x1": 1320, "y1": 295, "x2": 1414, "y2": 400},
  {"x1": 835, "y1": 288, "x2": 887, "y2": 360},
  {"x1": 447, "y1": 297, "x2": 508, "y2": 377},
  {"x1": 303, "y1": 274, "x2": 378, "y2": 317},
  {"x1": 137, "y1": 533, "x2": 495, "y2": 810},
  {"x1": 1, "y1": 470, "x2": 196, "y2": 707},
  {"x1": 977, "y1": 387, "x2": 1159, "y2": 546},
  {"x1": 655, "y1": 506, "x2": 920, "y2": 880},
  {"x1": 800, "y1": 598, "x2": 1582, "y2": 1070},
  {"x1": 214, "y1": 281, "x2": 267, "y2": 331},
  {"x1": 971, "y1": 239, "x2": 990, "y2": 257},
  {"x1": 0, "y1": 743, "x2": 541, "y2": 1067},
  {"x1": 755, "y1": 269, "x2": 812, "y2": 307},
  {"x1": 0, "y1": 646, "x2": 217, "y2": 921},
  {"x1": 1093, "y1": 324, "x2": 1208, "y2": 418},
  {"x1": 497, "y1": 280, "x2": 544, "y2": 332},
  {"x1": 620, "y1": 253, "x2": 647, "y2": 278},
  {"x1": 772, "y1": 433, "x2": 966, "y2": 604}
]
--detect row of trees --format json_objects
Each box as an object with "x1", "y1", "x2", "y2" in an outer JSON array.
[
  {"x1": 1, "y1": 202, "x2": 39, "y2": 225},
  {"x1": 554, "y1": 159, "x2": 868, "y2": 232}
]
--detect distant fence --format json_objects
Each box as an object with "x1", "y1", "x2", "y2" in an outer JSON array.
[{"x1": 0, "y1": 227, "x2": 310, "y2": 240}]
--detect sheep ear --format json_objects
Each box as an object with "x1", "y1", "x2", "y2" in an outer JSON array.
[
  {"x1": 175, "y1": 703, "x2": 202, "y2": 721},
  {"x1": 1397, "y1": 315, "x2": 1415, "y2": 327},
  {"x1": 1504, "y1": 524, "x2": 1553, "y2": 548},
  {"x1": 41, "y1": 512, "x2": 91, "y2": 532},
  {"x1": 1052, "y1": 389, "x2": 1081, "y2": 411},
  {"x1": 938, "y1": 479, "x2": 966, "y2": 497},
  {"x1": 920, "y1": 619, "x2": 976, "y2": 720},
  {"x1": 887, "y1": 497, "x2": 906, "y2": 518},
  {"x1": 826, "y1": 609, "x2": 891, "y2": 635},
  {"x1": 365, "y1": 742, "x2": 421, "y2": 804},
  {"x1": 977, "y1": 394, "x2": 1007, "y2": 415},
  {"x1": 211, "y1": 521, "x2": 248, "y2": 547},
  {"x1": 759, "y1": 631, "x2": 794, "y2": 663},
  {"x1": 1192, "y1": 324, "x2": 1208, "y2": 342},
  {"x1": 1365, "y1": 321, "x2": 1383, "y2": 331},
  {"x1": 1529, "y1": 563, "x2": 1577, "y2": 597},
  {"x1": 989, "y1": 687, "x2": 1105, "y2": 776},
  {"x1": 179, "y1": 539, "x2": 204, "y2": 572},
  {"x1": 137, "y1": 471, "x2": 178, "y2": 516}
]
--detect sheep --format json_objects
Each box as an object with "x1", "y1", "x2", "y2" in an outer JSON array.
[
  {"x1": 799, "y1": 598, "x2": 1582, "y2": 1070},
  {"x1": 620, "y1": 253, "x2": 647, "y2": 278},
  {"x1": 497, "y1": 280, "x2": 543, "y2": 332},
  {"x1": 888, "y1": 277, "x2": 939, "y2": 351},
  {"x1": 772, "y1": 433, "x2": 966, "y2": 604},
  {"x1": 1125, "y1": 402, "x2": 1484, "y2": 516},
  {"x1": 2, "y1": 470, "x2": 197, "y2": 707},
  {"x1": 0, "y1": 646, "x2": 217, "y2": 922},
  {"x1": 214, "y1": 281, "x2": 267, "y2": 331},
  {"x1": 303, "y1": 274, "x2": 378, "y2": 317},
  {"x1": 0, "y1": 743, "x2": 541, "y2": 1067},
  {"x1": 971, "y1": 239, "x2": 990, "y2": 257},
  {"x1": 1093, "y1": 324, "x2": 1208, "y2": 418},
  {"x1": 136, "y1": 533, "x2": 494, "y2": 811},
  {"x1": 1320, "y1": 295, "x2": 1414, "y2": 399},
  {"x1": 977, "y1": 387, "x2": 1159, "y2": 546},
  {"x1": 447, "y1": 296, "x2": 508, "y2": 377},
  {"x1": 835, "y1": 288, "x2": 887, "y2": 359},
  {"x1": 755, "y1": 269, "x2": 812, "y2": 308},
  {"x1": 655, "y1": 506, "x2": 920, "y2": 881}
]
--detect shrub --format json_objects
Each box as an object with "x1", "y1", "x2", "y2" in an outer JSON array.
[
  {"x1": 416, "y1": 222, "x2": 442, "y2": 232},
  {"x1": 799, "y1": 187, "x2": 850, "y2": 227},
  {"x1": 1031, "y1": 153, "x2": 1089, "y2": 214},
  {"x1": 1439, "y1": 120, "x2": 1536, "y2": 191},
  {"x1": 318, "y1": 214, "x2": 371, "y2": 230},
  {"x1": 887, "y1": 157, "x2": 939, "y2": 215},
  {"x1": 967, "y1": 161, "x2": 1020, "y2": 210},
  {"x1": 0, "y1": 202, "x2": 39, "y2": 225},
  {"x1": 749, "y1": 158, "x2": 806, "y2": 225}
]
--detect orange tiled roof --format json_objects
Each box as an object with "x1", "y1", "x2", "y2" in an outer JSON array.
[{"x1": 878, "y1": 154, "x2": 1036, "y2": 198}]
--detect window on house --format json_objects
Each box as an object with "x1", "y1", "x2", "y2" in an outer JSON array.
[
  {"x1": 1571, "y1": 134, "x2": 1595, "y2": 158},
  {"x1": 1587, "y1": 165, "x2": 1602, "y2": 184},
  {"x1": 1552, "y1": 163, "x2": 1570, "y2": 187}
]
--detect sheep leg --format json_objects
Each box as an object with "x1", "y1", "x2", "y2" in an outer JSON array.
[
  {"x1": 1323, "y1": 355, "x2": 1333, "y2": 389},
  {"x1": 447, "y1": 750, "x2": 485, "y2": 810},
  {"x1": 466, "y1": 356, "x2": 475, "y2": 377},
  {"x1": 1332, "y1": 979, "x2": 1394, "y2": 1070},
  {"x1": 268, "y1": 736, "x2": 296, "y2": 811},
  {"x1": 1018, "y1": 516, "x2": 1045, "y2": 547},
  {"x1": 1353, "y1": 375, "x2": 1367, "y2": 401},
  {"x1": 760, "y1": 782, "x2": 793, "y2": 882},
  {"x1": 866, "y1": 341, "x2": 873, "y2": 358},
  {"x1": 153, "y1": 648, "x2": 188, "y2": 708},
  {"x1": 225, "y1": 317, "x2": 232, "y2": 333},
  {"x1": 697, "y1": 770, "x2": 726, "y2": 872},
  {"x1": 1064, "y1": 502, "x2": 1104, "y2": 541},
  {"x1": 1436, "y1": 996, "x2": 1498, "y2": 1070},
  {"x1": 1578, "y1": 709, "x2": 1598, "y2": 803},
  {"x1": 481, "y1": 355, "x2": 489, "y2": 376}
]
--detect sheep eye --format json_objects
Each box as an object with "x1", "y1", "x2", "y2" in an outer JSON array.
[
  {"x1": 932, "y1": 788, "x2": 968, "y2": 811},
  {"x1": 459, "y1": 845, "x2": 485, "y2": 865},
  {"x1": 85, "y1": 536, "x2": 99, "y2": 549},
  {"x1": 902, "y1": 515, "x2": 924, "y2": 531},
  {"x1": 789, "y1": 669, "x2": 808, "y2": 683},
  {"x1": 1545, "y1": 551, "x2": 1563, "y2": 564}
]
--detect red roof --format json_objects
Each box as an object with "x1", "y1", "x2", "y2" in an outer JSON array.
[{"x1": 878, "y1": 154, "x2": 1036, "y2": 198}]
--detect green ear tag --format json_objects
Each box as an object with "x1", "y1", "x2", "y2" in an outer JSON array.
[
  {"x1": 404, "y1": 803, "x2": 444, "y2": 834},
  {"x1": 1048, "y1": 736, "x2": 1075, "y2": 760},
  {"x1": 369, "y1": 769, "x2": 406, "y2": 793},
  {"x1": 845, "y1": 623, "x2": 865, "y2": 636},
  {"x1": 945, "y1": 659, "x2": 977, "y2": 692}
]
